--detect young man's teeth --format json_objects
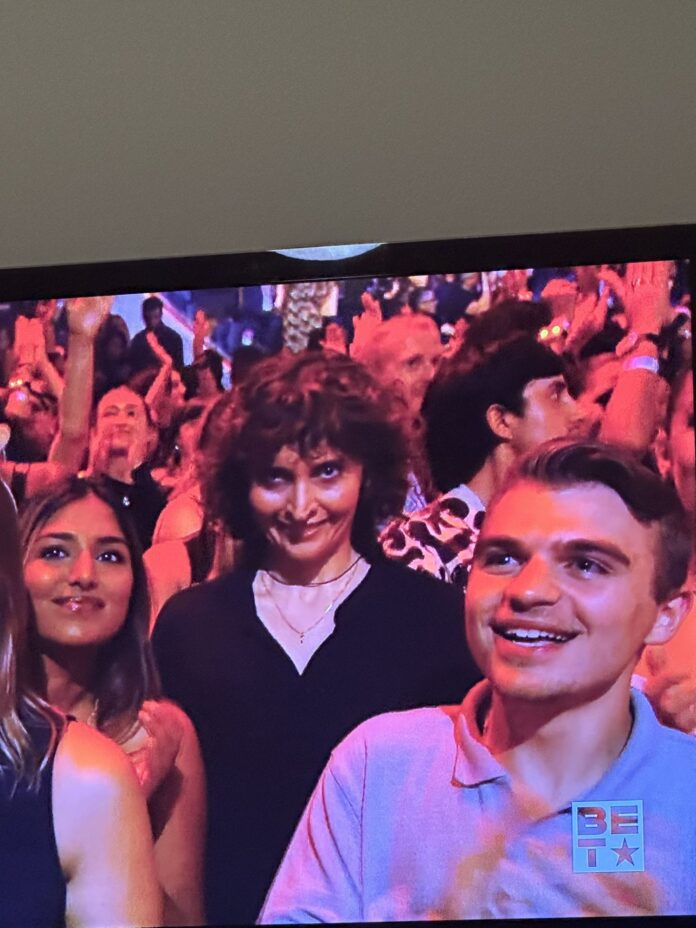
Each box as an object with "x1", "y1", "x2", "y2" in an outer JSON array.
[{"x1": 501, "y1": 628, "x2": 570, "y2": 643}]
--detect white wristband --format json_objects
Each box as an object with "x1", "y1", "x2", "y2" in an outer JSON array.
[{"x1": 623, "y1": 355, "x2": 660, "y2": 375}]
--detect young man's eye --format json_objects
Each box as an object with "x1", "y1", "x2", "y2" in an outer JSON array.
[
  {"x1": 480, "y1": 551, "x2": 519, "y2": 571},
  {"x1": 405, "y1": 355, "x2": 424, "y2": 371},
  {"x1": 569, "y1": 557, "x2": 608, "y2": 577}
]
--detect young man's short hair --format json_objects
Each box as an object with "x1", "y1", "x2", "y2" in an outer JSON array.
[
  {"x1": 423, "y1": 335, "x2": 564, "y2": 492},
  {"x1": 489, "y1": 438, "x2": 692, "y2": 603}
]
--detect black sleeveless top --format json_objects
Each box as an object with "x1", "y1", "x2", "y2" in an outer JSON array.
[
  {"x1": 8, "y1": 462, "x2": 29, "y2": 510},
  {"x1": 0, "y1": 715, "x2": 66, "y2": 928}
]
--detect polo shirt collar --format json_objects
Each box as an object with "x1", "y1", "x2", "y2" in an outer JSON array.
[
  {"x1": 453, "y1": 680, "x2": 508, "y2": 786},
  {"x1": 452, "y1": 680, "x2": 661, "y2": 793}
]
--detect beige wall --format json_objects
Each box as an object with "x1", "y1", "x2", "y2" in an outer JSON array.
[{"x1": 0, "y1": 0, "x2": 694, "y2": 269}]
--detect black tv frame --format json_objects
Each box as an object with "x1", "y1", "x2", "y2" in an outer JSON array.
[{"x1": 0, "y1": 223, "x2": 694, "y2": 304}]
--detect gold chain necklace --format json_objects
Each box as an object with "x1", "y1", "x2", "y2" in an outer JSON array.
[{"x1": 261, "y1": 558, "x2": 361, "y2": 644}]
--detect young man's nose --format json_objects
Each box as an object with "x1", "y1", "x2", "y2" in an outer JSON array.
[
  {"x1": 504, "y1": 556, "x2": 562, "y2": 611},
  {"x1": 566, "y1": 394, "x2": 588, "y2": 433}
]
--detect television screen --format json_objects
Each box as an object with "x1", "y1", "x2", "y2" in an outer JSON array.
[{"x1": 0, "y1": 224, "x2": 694, "y2": 928}]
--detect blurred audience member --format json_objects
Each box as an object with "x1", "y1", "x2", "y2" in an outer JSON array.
[
  {"x1": 128, "y1": 296, "x2": 184, "y2": 375},
  {"x1": 86, "y1": 385, "x2": 167, "y2": 549},
  {"x1": 94, "y1": 313, "x2": 132, "y2": 402},
  {"x1": 381, "y1": 336, "x2": 583, "y2": 589}
]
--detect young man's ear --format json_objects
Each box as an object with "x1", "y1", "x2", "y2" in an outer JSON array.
[
  {"x1": 644, "y1": 590, "x2": 693, "y2": 647},
  {"x1": 653, "y1": 425, "x2": 672, "y2": 481},
  {"x1": 485, "y1": 403, "x2": 517, "y2": 442}
]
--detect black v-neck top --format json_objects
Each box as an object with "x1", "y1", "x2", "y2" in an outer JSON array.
[{"x1": 152, "y1": 560, "x2": 481, "y2": 926}]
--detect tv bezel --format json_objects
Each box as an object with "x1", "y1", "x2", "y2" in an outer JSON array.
[{"x1": 0, "y1": 223, "x2": 694, "y2": 304}]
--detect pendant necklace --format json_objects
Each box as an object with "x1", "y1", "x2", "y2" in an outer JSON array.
[{"x1": 261, "y1": 557, "x2": 362, "y2": 644}]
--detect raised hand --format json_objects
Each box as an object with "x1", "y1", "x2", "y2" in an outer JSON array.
[
  {"x1": 499, "y1": 268, "x2": 532, "y2": 302},
  {"x1": 66, "y1": 295, "x2": 114, "y2": 339},
  {"x1": 596, "y1": 265, "x2": 625, "y2": 303},
  {"x1": 323, "y1": 322, "x2": 347, "y2": 354},
  {"x1": 622, "y1": 261, "x2": 673, "y2": 335},
  {"x1": 146, "y1": 330, "x2": 173, "y2": 367},
  {"x1": 13, "y1": 316, "x2": 46, "y2": 371},
  {"x1": 565, "y1": 287, "x2": 610, "y2": 354},
  {"x1": 351, "y1": 290, "x2": 383, "y2": 358},
  {"x1": 35, "y1": 299, "x2": 58, "y2": 327},
  {"x1": 193, "y1": 308, "x2": 214, "y2": 359},
  {"x1": 541, "y1": 278, "x2": 577, "y2": 320},
  {"x1": 193, "y1": 308, "x2": 208, "y2": 340},
  {"x1": 360, "y1": 289, "x2": 382, "y2": 320}
]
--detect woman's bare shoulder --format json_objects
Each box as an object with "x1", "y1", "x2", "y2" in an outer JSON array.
[
  {"x1": 144, "y1": 538, "x2": 189, "y2": 567},
  {"x1": 55, "y1": 720, "x2": 135, "y2": 785},
  {"x1": 152, "y1": 493, "x2": 203, "y2": 544}
]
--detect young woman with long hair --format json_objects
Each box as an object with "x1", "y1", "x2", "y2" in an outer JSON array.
[
  {"x1": 0, "y1": 475, "x2": 161, "y2": 927},
  {"x1": 19, "y1": 475, "x2": 206, "y2": 926}
]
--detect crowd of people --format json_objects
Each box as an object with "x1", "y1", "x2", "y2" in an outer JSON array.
[{"x1": 0, "y1": 259, "x2": 693, "y2": 926}]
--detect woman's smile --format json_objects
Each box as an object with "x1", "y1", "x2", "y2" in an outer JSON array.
[{"x1": 249, "y1": 443, "x2": 364, "y2": 581}]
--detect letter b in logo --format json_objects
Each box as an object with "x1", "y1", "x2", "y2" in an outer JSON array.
[{"x1": 576, "y1": 806, "x2": 607, "y2": 836}]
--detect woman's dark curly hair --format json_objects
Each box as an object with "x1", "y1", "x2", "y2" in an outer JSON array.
[{"x1": 202, "y1": 351, "x2": 410, "y2": 564}]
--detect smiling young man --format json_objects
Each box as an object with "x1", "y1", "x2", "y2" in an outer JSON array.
[{"x1": 260, "y1": 439, "x2": 696, "y2": 922}]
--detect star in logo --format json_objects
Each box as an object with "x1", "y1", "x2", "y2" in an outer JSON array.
[{"x1": 612, "y1": 838, "x2": 639, "y2": 866}]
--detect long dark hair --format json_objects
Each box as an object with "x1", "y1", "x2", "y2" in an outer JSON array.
[
  {"x1": 19, "y1": 476, "x2": 160, "y2": 744},
  {"x1": 0, "y1": 478, "x2": 63, "y2": 786}
]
